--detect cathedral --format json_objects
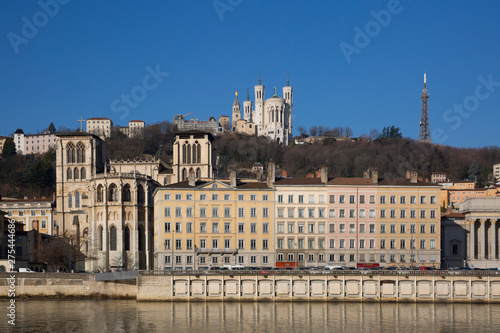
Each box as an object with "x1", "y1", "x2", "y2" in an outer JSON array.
[
  {"x1": 55, "y1": 130, "x2": 215, "y2": 272},
  {"x1": 232, "y1": 73, "x2": 293, "y2": 145}
]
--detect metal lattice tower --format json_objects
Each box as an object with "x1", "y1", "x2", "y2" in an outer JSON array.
[{"x1": 418, "y1": 73, "x2": 432, "y2": 143}]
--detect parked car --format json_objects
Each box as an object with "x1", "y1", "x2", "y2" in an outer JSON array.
[{"x1": 18, "y1": 268, "x2": 34, "y2": 273}]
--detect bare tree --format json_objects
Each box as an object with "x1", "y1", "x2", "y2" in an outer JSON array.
[{"x1": 35, "y1": 231, "x2": 95, "y2": 272}]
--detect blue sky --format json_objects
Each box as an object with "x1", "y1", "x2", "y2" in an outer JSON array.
[{"x1": 1, "y1": 0, "x2": 499, "y2": 148}]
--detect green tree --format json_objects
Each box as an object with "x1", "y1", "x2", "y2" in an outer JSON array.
[
  {"x1": 1, "y1": 137, "x2": 16, "y2": 157},
  {"x1": 48, "y1": 122, "x2": 56, "y2": 133},
  {"x1": 468, "y1": 160, "x2": 479, "y2": 182}
]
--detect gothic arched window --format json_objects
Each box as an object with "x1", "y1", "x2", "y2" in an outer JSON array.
[
  {"x1": 97, "y1": 184, "x2": 103, "y2": 202},
  {"x1": 124, "y1": 226, "x2": 131, "y2": 251},
  {"x1": 67, "y1": 168, "x2": 72, "y2": 181},
  {"x1": 137, "y1": 185, "x2": 145, "y2": 204},
  {"x1": 182, "y1": 143, "x2": 188, "y2": 164},
  {"x1": 196, "y1": 168, "x2": 201, "y2": 178},
  {"x1": 122, "y1": 184, "x2": 131, "y2": 202},
  {"x1": 98, "y1": 226, "x2": 103, "y2": 251},
  {"x1": 110, "y1": 226, "x2": 117, "y2": 251},
  {"x1": 74, "y1": 167, "x2": 79, "y2": 180},
  {"x1": 186, "y1": 144, "x2": 191, "y2": 164},
  {"x1": 68, "y1": 193, "x2": 72, "y2": 208},
  {"x1": 75, "y1": 191, "x2": 80, "y2": 208},
  {"x1": 109, "y1": 184, "x2": 118, "y2": 202},
  {"x1": 182, "y1": 168, "x2": 187, "y2": 181},
  {"x1": 66, "y1": 143, "x2": 75, "y2": 163},
  {"x1": 76, "y1": 142, "x2": 85, "y2": 163},
  {"x1": 81, "y1": 167, "x2": 86, "y2": 180}
]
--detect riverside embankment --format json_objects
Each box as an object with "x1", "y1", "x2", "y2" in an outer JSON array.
[{"x1": 3, "y1": 270, "x2": 500, "y2": 302}]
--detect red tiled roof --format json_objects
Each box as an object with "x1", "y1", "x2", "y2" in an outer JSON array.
[
  {"x1": 130, "y1": 120, "x2": 144, "y2": 122},
  {"x1": 0, "y1": 198, "x2": 53, "y2": 203},
  {"x1": 87, "y1": 117, "x2": 111, "y2": 120},
  {"x1": 274, "y1": 177, "x2": 325, "y2": 185},
  {"x1": 377, "y1": 178, "x2": 440, "y2": 187},
  {"x1": 328, "y1": 177, "x2": 376, "y2": 186},
  {"x1": 442, "y1": 213, "x2": 465, "y2": 218}
]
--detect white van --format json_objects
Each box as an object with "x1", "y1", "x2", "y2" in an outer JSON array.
[
  {"x1": 18, "y1": 268, "x2": 34, "y2": 273},
  {"x1": 324, "y1": 265, "x2": 344, "y2": 270}
]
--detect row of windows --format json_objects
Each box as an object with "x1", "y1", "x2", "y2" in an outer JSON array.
[
  {"x1": 67, "y1": 167, "x2": 86, "y2": 181},
  {"x1": 164, "y1": 193, "x2": 270, "y2": 201},
  {"x1": 164, "y1": 207, "x2": 270, "y2": 218},
  {"x1": 96, "y1": 184, "x2": 145, "y2": 203},
  {"x1": 276, "y1": 222, "x2": 437, "y2": 234},
  {"x1": 277, "y1": 194, "x2": 437, "y2": 205},
  {"x1": 276, "y1": 253, "x2": 438, "y2": 263},
  {"x1": 6, "y1": 210, "x2": 47, "y2": 216},
  {"x1": 276, "y1": 208, "x2": 437, "y2": 219},
  {"x1": 165, "y1": 255, "x2": 270, "y2": 266},
  {"x1": 163, "y1": 238, "x2": 270, "y2": 251},
  {"x1": 276, "y1": 237, "x2": 437, "y2": 250},
  {"x1": 164, "y1": 221, "x2": 270, "y2": 234}
]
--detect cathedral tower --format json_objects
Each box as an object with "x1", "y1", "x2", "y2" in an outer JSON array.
[
  {"x1": 254, "y1": 71, "x2": 265, "y2": 133},
  {"x1": 231, "y1": 91, "x2": 241, "y2": 131}
]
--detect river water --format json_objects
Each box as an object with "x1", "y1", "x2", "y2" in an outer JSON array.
[{"x1": 2, "y1": 300, "x2": 500, "y2": 332}]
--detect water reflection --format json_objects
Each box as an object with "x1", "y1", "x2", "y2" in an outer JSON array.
[{"x1": 4, "y1": 301, "x2": 500, "y2": 332}]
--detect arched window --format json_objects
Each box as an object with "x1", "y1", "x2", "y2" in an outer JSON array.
[
  {"x1": 182, "y1": 143, "x2": 188, "y2": 164},
  {"x1": 83, "y1": 227, "x2": 88, "y2": 252},
  {"x1": 76, "y1": 142, "x2": 85, "y2": 163},
  {"x1": 182, "y1": 168, "x2": 187, "y2": 181},
  {"x1": 138, "y1": 225, "x2": 145, "y2": 251},
  {"x1": 97, "y1": 184, "x2": 103, "y2": 202},
  {"x1": 98, "y1": 226, "x2": 103, "y2": 251},
  {"x1": 68, "y1": 193, "x2": 72, "y2": 208},
  {"x1": 124, "y1": 226, "x2": 131, "y2": 251},
  {"x1": 75, "y1": 191, "x2": 80, "y2": 208},
  {"x1": 66, "y1": 143, "x2": 75, "y2": 163},
  {"x1": 122, "y1": 184, "x2": 131, "y2": 202},
  {"x1": 196, "y1": 168, "x2": 201, "y2": 178},
  {"x1": 67, "y1": 168, "x2": 72, "y2": 181},
  {"x1": 110, "y1": 226, "x2": 117, "y2": 251},
  {"x1": 275, "y1": 108, "x2": 279, "y2": 123},
  {"x1": 137, "y1": 185, "x2": 145, "y2": 204},
  {"x1": 109, "y1": 184, "x2": 118, "y2": 202},
  {"x1": 186, "y1": 144, "x2": 191, "y2": 164},
  {"x1": 197, "y1": 144, "x2": 201, "y2": 163},
  {"x1": 74, "y1": 167, "x2": 79, "y2": 180},
  {"x1": 81, "y1": 167, "x2": 86, "y2": 180}
]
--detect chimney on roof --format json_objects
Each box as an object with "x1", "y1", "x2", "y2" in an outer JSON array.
[
  {"x1": 410, "y1": 171, "x2": 418, "y2": 183},
  {"x1": 24, "y1": 196, "x2": 28, "y2": 200},
  {"x1": 267, "y1": 162, "x2": 275, "y2": 188},
  {"x1": 256, "y1": 170, "x2": 262, "y2": 180},
  {"x1": 315, "y1": 170, "x2": 321, "y2": 178},
  {"x1": 363, "y1": 167, "x2": 378, "y2": 184},
  {"x1": 282, "y1": 170, "x2": 288, "y2": 178},
  {"x1": 320, "y1": 167, "x2": 328, "y2": 183},
  {"x1": 230, "y1": 170, "x2": 237, "y2": 187},
  {"x1": 188, "y1": 170, "x2": 196, "y2": 186},
  {"x1": 406, "y1": 170, "x2": 411, "y2": 179}
]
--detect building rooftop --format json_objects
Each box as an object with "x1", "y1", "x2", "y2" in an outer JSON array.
[
  {"x1": 328, "y1": 177, "x2": 376, "y2": 186},
  {"x1": 274, "y1": 177, "x2": 326, "y2": 186}
]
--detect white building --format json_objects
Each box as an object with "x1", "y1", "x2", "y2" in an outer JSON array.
[
  {"x1": 86, "y1": 117, "x2": 113, "y2": 138},
  {"x1": 494, "y1": 163, "x2": 500, "y2": 181},
  {"x1": 13, "y1": 128, "x2": 58, "y2": 155},
  {"x1": 232, "y1": 74, "x2": 293, "y2": 145}
]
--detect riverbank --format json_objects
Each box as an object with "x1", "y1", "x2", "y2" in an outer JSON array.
[{"x1": 3, "y1": 271, "x2": 500, "y2": 303}]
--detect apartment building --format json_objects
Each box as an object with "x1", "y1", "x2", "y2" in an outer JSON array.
[
  {"x1": 154, "y1": 172, "x2": 275, "y2": 270},
  {"x1": 273, "y1": 168, "x2": 328, "y2": 268}
]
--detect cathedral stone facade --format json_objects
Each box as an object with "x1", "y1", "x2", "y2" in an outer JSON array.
[
  {"x1": 232, "y1": 75, "x2": 293, "y2": 145},
  {"x1": 55, "y1": 130, "x2": 214, "y2": 272}
]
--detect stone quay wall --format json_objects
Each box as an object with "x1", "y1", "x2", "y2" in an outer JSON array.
[
  {"x1": 0, "y1": 273, "x2": 136, "y2": 298},
  {"x1": 137, "y1": 272, "x2": 500, "y2": 303},
  {"x1": 4, "y1": 272, "x2": 500, "y2": 303}
]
